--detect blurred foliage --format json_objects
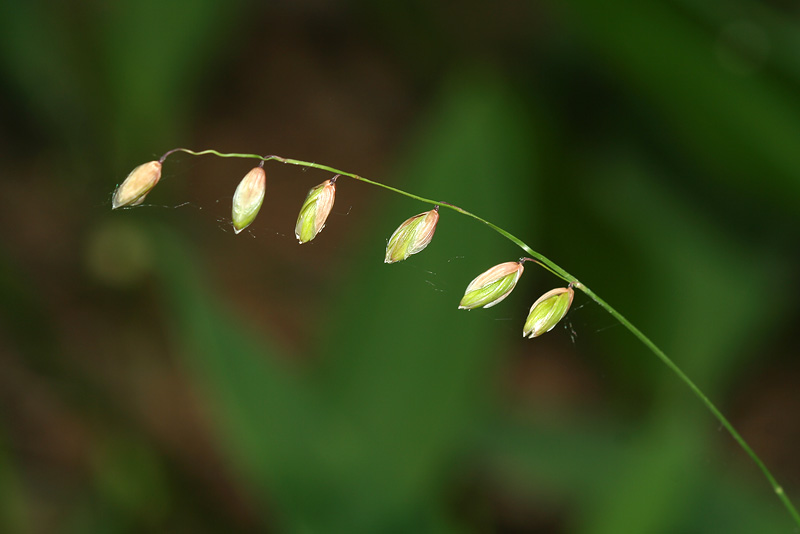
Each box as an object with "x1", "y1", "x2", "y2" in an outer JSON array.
[{"x1": 0, "y1": 0, "x2": 799, "y2": 533}]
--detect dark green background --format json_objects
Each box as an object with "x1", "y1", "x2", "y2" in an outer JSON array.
[{"x1": 1, "y1": 1, "x2": 799, "y2": 532}]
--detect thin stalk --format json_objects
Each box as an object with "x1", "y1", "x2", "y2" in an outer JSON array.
[{"x1": 162, "y1": 148, "x2": 800, "y2": 528}]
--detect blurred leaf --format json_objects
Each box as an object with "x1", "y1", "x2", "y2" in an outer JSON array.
[
  {"x1": 91, "y1": 433, "x2": 171, "y2": 526},
  {"x1": 487, "y1": 412, "x2": 793, "y2": 534},
  {"x1": 672, "y1": 0, "x2": 800, "y2": 87},
  {"x1": 584, "y1": 153, "x2": 788, "y2": 384},
  {"x1": 151, "y1": 225, "x2": 334, "y2": 530},
  {"x1": 0, "y1": 430, "x2": 29, "y2": 534},
  {"x1": 554, "y1": 0, "x2": 800, "y2": 211},
  {"x1": 0, "y1": 246, "x2": 54, "y2": 364},
  {"x1": 0, "y1": 2, "x2": 88, "y2": 143},
  {"x1": 483, "y1": 415, "x2": 624, "y2": 499},
  {"x1": 317, "y1": 66, "x2": 541, "y2": 531},
  {"x1": 567, "y1": 153, "x2": 792, "y2": 533},
  {"x1": 0, "y1": 0, "x2": 243, "y2": 167},
  {"x1": 99, "y1": 0, "x2": 241, "y2": 153},
  {"x1": 152, "y1": 65, "x2": 544, "y2": 532}
]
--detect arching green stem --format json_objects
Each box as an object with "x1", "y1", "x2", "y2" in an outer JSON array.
[{"x1": 161, "y1": 148, "x2": 800, "y2": 527}]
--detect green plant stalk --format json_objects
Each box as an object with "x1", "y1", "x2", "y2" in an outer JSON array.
[{"x1": 160, "y1": 148, "x2": 800, "y2": 527}]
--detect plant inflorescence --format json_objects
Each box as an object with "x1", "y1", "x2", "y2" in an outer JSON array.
[{"x1": 111, "y1": 147, "x2": 800, "y2": 528}]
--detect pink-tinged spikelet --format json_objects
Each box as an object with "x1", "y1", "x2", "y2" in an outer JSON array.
[
  {"x1": 232, "y1": 167, "x2": 266, "y2": 234},
  {"x1": 522, "y1": 286, "x2": 574, "y2": 338},
  {"x1": 295, "y1": 178, "x2": 337, "y2": 244},
  {"x1": 112, "y1": 161, "x2": 162, "y2": 209},
  {"x1": 458, "y1": 261, "x2": 524, "y2": 310},
  {"x1": 384, "y1": 207, "x2": 439, "y2": 263}
]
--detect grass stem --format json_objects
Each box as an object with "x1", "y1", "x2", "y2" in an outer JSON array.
[{"x1": 163, "y1": 147, "x2": 800, "y2": 528}]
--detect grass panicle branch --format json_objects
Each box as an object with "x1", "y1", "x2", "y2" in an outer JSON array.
[{"x1": 115, "y1": 147, "x2": 800, "y2": 528}]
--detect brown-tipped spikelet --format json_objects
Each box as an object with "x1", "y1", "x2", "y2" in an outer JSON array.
[
  {"x1": 458, "y1": 261, "x2": 524, "y2": 310},
  {"x1": 295, "y1": 177, "x2": 337, "y2": 243},
  {"x1": 231, "y1": 167, "x2": 266, "y2": 234},
  {"x1": 384, "y1": 207, "x2": 439, "y2": 263},
  {"x1": 112, "y1": 161, "x2": 162, "y2": 209},
  {"x1": 522, "y1": 286, "x2": 574, "y2": 338}
]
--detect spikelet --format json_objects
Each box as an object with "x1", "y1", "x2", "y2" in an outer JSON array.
[
  {"x1": 458, "y1": 261, "x2": 524, "y2": 310},
  {"x1": 522, "y1": 287, "x2": 574, "y2": 338},
  {"x1": 112, "y1": 161, "x2": 162, "y2": 209},
  {"x1": 295, "y1": 178, "x2": 337, "y2": 243},
  {"x1": 384, "y1": 207, "x2": 439, "y2": 263},
  {"x1": 231, "y1": 167, "x2": 266, "y2": 234}
]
